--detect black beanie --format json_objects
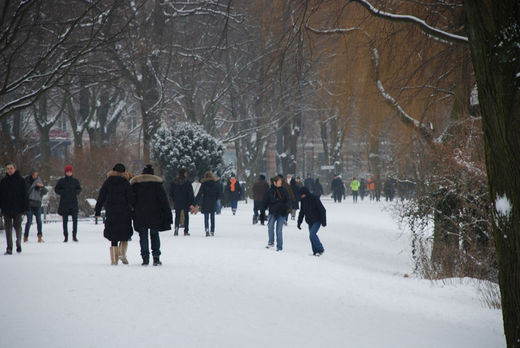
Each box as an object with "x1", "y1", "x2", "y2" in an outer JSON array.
[
  {"x1": 113, "y1": 163, "x2": 126, "y2": 173},
  {"x1": 142, "y1": 164, "x2": 154, "y2": 175}
]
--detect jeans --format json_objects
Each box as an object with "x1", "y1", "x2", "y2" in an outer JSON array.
[
  {"x1": 308, "y1": 222, "x2": 324, "y2": 254},
  {"x1": 175, "y1": 208, "x2": 190, "y2": 231},
  {"x1": 138, "y1": 229, "x2": 161, "y2": 257},
  {"x1": 24, "y1": 206, "x2": 43, "y2": 238},
  {"x1": 4, "y1": 212, "x2": 22, "y2": 252},
  {"x1": 62, "y1": 211, "x2": 78, "y2": 237},
  {"x1": 230, "y1": 200, "x2": 238, "y2": 211},
  {"x1": 216, "y1": 199, "x2": 222, "y2": 214},
  {"x1": 204, "y1": 212, "x2": 215, "y2": 232},
  {"x1": 352, "y1": 191, "x2": 358, "y2": 203},
  {"x1": 267, "y1": 214, "x2": 285, "y2": 250}
]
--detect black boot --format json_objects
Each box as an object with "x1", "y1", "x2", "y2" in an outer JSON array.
[
  {"x1": 63, "y1": 234, "x2": 68, "y2": 243},
  {"x1": 205, "y1": 229, "x2": 210, "y2": 237},
  {"x1": 142, "y1": 255, "x2": 149, "y2": 266},
  {"x1": 174, "y1": 227, "x2": 179, "y2": 236},
  {"x1": 153, "y1": 257, "x2": 162, "y2": 266}
]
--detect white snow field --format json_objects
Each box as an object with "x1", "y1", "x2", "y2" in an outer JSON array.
[{"x1": 1, "y1": 198, "x2": 505, "y2": 348}]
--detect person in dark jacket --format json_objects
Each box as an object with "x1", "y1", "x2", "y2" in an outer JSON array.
[
  {"x1": 281, "y1": 174, "x2": 295, "y2": 225},
  {"x1": 55, "y1": 165, "x2": 82, "y2": 242},
  {"x1": 95, "y1": 163, "x2": 134, "y2": 265},
  {"x1": 297, "y1": 186, "x2": 326, "y2": 256},
  {"x1": 226, "y1": 173, "x2": 241, "y2": 215},
  {"x1": 0, "y1": 162, "x2": 28, "y2": 254},
  {"x1": 195, "y1": 171, "x2": 221, "y2": 236},
  {"x1": 262, "y1": 176, "x2": 290, "y2": 251},
  {"x1": 304, "y1": 174, "x2": 314, "y2": 191},
  {"x1": 289, "y1": 176, "x2": 303, "y2": 220},
  {"x1": 330, "y1": 174, "x2": 345, "y2": 203},
  {"x1": 313, "y1": 178, "x2": 323, "y2": 198},
  {"x1": 169, "y1": 168, "x2": 194, "y2": 236},
  {"x1": 215, "y1": 174, "x2": 224, "y2": 215},
  {"x1": 252, "y1": 174, "x2": 269, "y2": 225},
  {"x1": 131, "y1": 164, "x2": 172, "y2": 266},
  {"x1": 24, "y1": 169, "x2": 48, "y2": 243}
]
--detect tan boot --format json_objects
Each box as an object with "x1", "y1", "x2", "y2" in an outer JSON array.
[
  {"x1": 110, "y1": 246, "x2": 119, "y2": 265},
  {"x1": 118, "y1": 241, "x2": 128, "y2": 264},
  {"x1": 37, "y1": 235, "x2": 44, "y2": 243}
]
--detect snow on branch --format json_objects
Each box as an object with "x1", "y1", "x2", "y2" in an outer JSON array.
[{"x1": 350, "y1": 0, "x2": 468, "y2": 44}]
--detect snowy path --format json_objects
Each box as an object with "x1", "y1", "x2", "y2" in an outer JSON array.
[{"x1": 1, "y1": 199, "x2": 504, "y2": 348}]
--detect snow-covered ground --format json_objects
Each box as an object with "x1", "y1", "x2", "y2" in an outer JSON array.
[{"x1": 1, "y1": 198, "x2": 505, "y2": 348}]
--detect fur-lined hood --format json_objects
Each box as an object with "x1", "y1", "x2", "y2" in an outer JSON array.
[
  {"x1": 106, "y1": 170, "x2": 132, "y2": 180},
  {"x1": 130, "y1": 174, "x2": 164, "y2": 185},
  {"x1": 201, "y1": 176, "x2": 216, "y2": 183}
]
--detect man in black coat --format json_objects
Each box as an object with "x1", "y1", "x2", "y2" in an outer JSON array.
[
  {"x1": 55, "y1": 165, "x2": 82, "y2": 242},
  {"x1": 0, "y1": 162, "x2": 28, "y2": 254},
  {"x1": 297, "y1": 186, "x2": 326, "y2": 256},
  {"x1": 330, "y1": 174, "x2": 345, "y2": 203},
  {"x1": 252, "y1": 174, "x2": 269, "y2": 225},
  {"x1": 131, "y1": 164, "x2": 172, "y2": 266},
  {"x1": 169, "y1": 168, "x2": 194, "y2": 236},
  {"x1": 304, "y1": 174, "x2": 314, "y2": 191}
]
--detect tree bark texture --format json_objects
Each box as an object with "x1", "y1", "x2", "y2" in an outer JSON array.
[{"x1": 464, "y1": 1, "x2": 520, "y2": 346}]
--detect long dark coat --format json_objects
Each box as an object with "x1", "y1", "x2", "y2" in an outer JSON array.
[
  {"x1": 262, "y1": 185, "x2": 290, "y2": 217},
  {"x1": 196, "y1": 178, "x2": 221, "y2": 214},
  {"x1": 0, "y1": 171, "x2": 28, "y2": 214},
  {"x1": 225, "y1": 178, "x2": 241, "y2": 201},
  {"x1": 169, "y1": 177, "x2": 194, "y2": 210},
  {"x1": 252, "y1": 179, "x2": 269, "y2": 202},
  {"x1": 131, "y1": 174, "x2": 172, "y2": 232},
  {"x1": 55, "y1": 176, "x2": 82, "y2": 215},
  {"x1": 94, "y1": 172, "x2": 134, "y2": 242}
]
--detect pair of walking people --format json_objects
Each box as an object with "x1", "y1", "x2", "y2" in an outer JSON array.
[
  {"x1": 95, "y1": 164, "x2": 172, "y2": 266},
  {"x1": 263, "y1": 175, "x2": 326, "y2": 255}
]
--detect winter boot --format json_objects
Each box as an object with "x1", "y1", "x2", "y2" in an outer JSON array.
[
  {"x1": 24, "y1": 236, "x2": 28, "y2": 243},
  {"x1": 37, "y1": 235, "x2": 44, "y2": 243},
  {"x1": 174, "y1": 227, "x2": 179, "y2": 236},
  {"x1": 118, "y1": 241, "x2": 129, "y2": 264},
  {"x1": 72, "y1": 234, "x2": 78, "y2": 242},
  {"x1": 63, "y1": 234, "x2": 68, "y2": 243},
  {"x1": 205, "y1": 229, "x2": 210, "y2": 237},
  {"x1": 142, "y1": 255, "x2": 149, "y2": 266},
  {"x1": 110, "y1": 246, "x2": 119, "y2": 265},
  {"x1": 184, "y1": 229, "x2": 190, "y2": 236},
  {"x1": 153, "y1": 256, "x2": 162, "y2": 266}
]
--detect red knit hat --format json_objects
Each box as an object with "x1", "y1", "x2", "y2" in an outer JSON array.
[{"x1": 64, "y1": 165, "x2": 73, "y2": 173}]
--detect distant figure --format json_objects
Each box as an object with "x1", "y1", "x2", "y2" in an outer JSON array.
[
  {"x1": 94, "y1": 163, "x2": 134, "y2": 266},
  {"x1": 192, "y1": 177, "x2": 201, "y2": 198},
  {"x1": 313, "y1": 178, "x2": 323, "y2": 198},
  {"x1": 350, "y1": 177, "x2": 361, "y2": 203},
  {"x1": 367, "y1": 174, "x2": 375, "y2": 201},
  {"x1": 24, "y1": 169, "x2": 48, "y2": 243},
  {"x1": 226, "y1": 173, "x2": 241, "y2": 215},
  {"x1": 330, "y1": 174, "x2": 345, "y2": 203},
  {"x1": 170, "y1": 168, "x2": 194, "y2": 236},
  {"x1": 384, "y1": 178, "x2": 395, "y2": 202},
  {"x1": 281, "y1": 174, "x2": 296, "y2": 225},
  {"x1": 252, "y1": 174, "x2": 269, "y2": 225},
  {"x1": 196, "y1": 171, "x2": 221, "y2": 236},
  {"x1": 263, "y1": 176, "x2": 290, "y2": 251},
  {"x1": 55, "y1": 165, "x2": 82, "y2": 242},
  {"x1": 289, "y1": 176, "x2": 303, "y2": 220},
  {"x1": 215, "y1": 174, "x2": 224, "y2": 215},
  {"x1": 0, "y1": 162, "x2": 28, "y2": 254},
  {"x1": 297, "y1": 186, "x2": 326, "y2": 256},
  {"x1": 359, "y1": 178, "x2": 367, "y2": 201},
  {"x1": 304, "y1": 174, "x2": 314, "y2": 191},
  {"x1": 131, "y1": 164, "x2": 172, "y2": 266}
]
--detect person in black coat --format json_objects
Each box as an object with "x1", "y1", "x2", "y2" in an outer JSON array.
[
  {"x1": 169, "y1": 168, "x2": 194, "y2": 236},
  {"x1": 225, "y1": 173, "x2": 241, "y2": 215},
  {"x1": 330, "y1": 174, "x2": 345, "y2": 203},
  {"x1": 297, "y1": 186, "x2": 326, "y2": 256},
  {"x1": 131, "y1": 164, "x2": 172, "y2": 266},
  {"x1": 289, "y1": 176, "x2": 303, "y2": 220},
  {"x1": 195, "y1": 171, "x2": 221, "y2": 236},
  {"x1": 94, "y1": 163, "x2": 134, "y2": 266},
  {"x1": 262, "y1": 176, "x2": 290, "y2": 251},
  {"x1": 313, "y1": 178, "x2": 323, "y2": 198},
  {"x1": 54, "y1": 165, "x2": 82, "y2": 242},
  {"x1": 252, "y1": 174, "x2": 269, "y2": 225},
  {"x1": 0, "y1": 162, "x2": 28, "y2": 254}
]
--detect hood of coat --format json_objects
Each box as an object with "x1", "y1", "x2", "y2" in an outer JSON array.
[
  {"x1": 201, "y1": 176, "x2": 215, "y2": 184},
  {"x1": 106, "y1": 170, "x2": 131, "y2": 180},
  {"x1": 130, "y1": 174, "x2": 163, "y2": 185}
]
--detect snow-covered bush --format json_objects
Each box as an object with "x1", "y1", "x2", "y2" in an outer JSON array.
[{"x1": 152, "y1": 123, "x2": 226, "y2": 182}]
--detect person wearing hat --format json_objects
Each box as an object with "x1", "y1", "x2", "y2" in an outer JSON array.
[
  {"x1": 24, "y1": 169, "x2": 48, "y2": 243},
  {"x1": 55, "y1": 165, "x2": 82, "y2": 242},
  {"x1": 130, "y1": 164, "x2": 172, "y2": 266},
  {"x1": 95, "y1": 163, "x2": 134, "y2": 265},
  {"x1": 0, "y1": 162, "x2": 28, "y2": 254}
]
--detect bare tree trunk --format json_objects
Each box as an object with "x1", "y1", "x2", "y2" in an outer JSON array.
[{"x1": 464, "y1": 1, "x2": 520, "y2": 346}]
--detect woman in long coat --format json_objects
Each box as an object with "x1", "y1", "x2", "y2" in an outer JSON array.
[
  {"x1": 94, "y1": 163, "x2": 134, "y2": 265},
  {"x1": 130, "y1": 164, "x2": 172, "y2": 266},
  {"x1": 195, "y1": 171, "x2": 221, "y2": 237}
]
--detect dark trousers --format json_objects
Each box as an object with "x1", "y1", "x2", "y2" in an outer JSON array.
[
  {"x1": 204, "y1": 212, "x2": 215, "y2": 232},
  {"x1": 352, "y1": 191, "x2": 358, "y2": 203},
  {"x1": 25, "y1": 206, "x2": 43, "y2": 237},
  {"x1": 4, "y1": 212, "x2": 22, "y2": 252},
  {"x1": 175, "y1": 208, "x2": 190, "y2": 231},
  {"x1": 138, "y1": 229, "x2": 161, "y2": 257},
  {"x1": 62, "y1": 211, "x2": 78, "y2": 237}
]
